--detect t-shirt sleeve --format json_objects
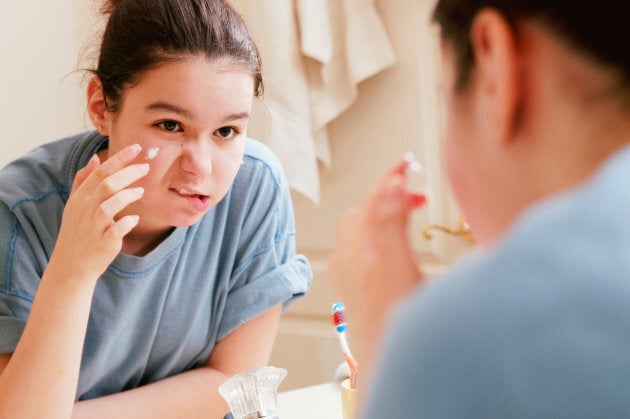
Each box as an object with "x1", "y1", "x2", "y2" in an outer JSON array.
[
  {"x1": 0, "y1": 201, "x2": 40, "y2": 354},
  {"x1": 217, "y1": 150, "x2": 312, "y2": 341}
]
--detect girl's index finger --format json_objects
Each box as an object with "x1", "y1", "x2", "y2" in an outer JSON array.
[
  {"x1": 77, "y1": 144, "x2": 143, "y2": 192},
  {"x1": 382, "y1": 152, "x2": 426, "y2": 191},
  {"x1": 374, "y1": 152, "x2": 430, "y2": 211},
  {"x1": 73, "y1": 154, "x2": 101, "y2": 190},
  {"x1": 387, "y1": 157, "x2": 412, "y2": 176},
  {"x1": 386, "y1": 151, "x2": 425, "y2": 176}
]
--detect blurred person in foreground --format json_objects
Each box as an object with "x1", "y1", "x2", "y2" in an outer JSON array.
[{"x1": 329, "y1": 0, "x2": 630, "y2": 417}]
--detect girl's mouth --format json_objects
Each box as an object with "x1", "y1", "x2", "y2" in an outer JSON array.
[{"x1": 171, "y1": 188, "x2": 211, "y2": 212}]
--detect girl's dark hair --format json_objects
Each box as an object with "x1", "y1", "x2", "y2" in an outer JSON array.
[
  {"x1": 95, "y1": 0, "x2": 263, "y2": 112},
  {"x1": 433, "y1": 1, "x2": 630, "y2": 92}
]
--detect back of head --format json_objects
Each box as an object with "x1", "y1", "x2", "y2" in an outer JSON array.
[
  {"x1": 96, "y1": 0, "x2": 262, "y2": 113},
  {"x1": 433, "y1": 0, "x2": 630, "y2": 94}
]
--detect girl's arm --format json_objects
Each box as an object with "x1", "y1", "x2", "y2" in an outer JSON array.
[
  {"x1": 70, "y1": 304, "x2": 283, "y2": 419},
  {"x1": 0, "y1": 265, "x2": 99, "y2": 419},
  {"x1": 328, "y1": 158, "x2": 426, "y2": 389},
  {"x1": 0, "y1": 144, "x2": 148, "y2": 419}
]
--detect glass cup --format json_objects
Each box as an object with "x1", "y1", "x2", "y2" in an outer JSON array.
[{"x1": 218, "y1": 366, "x2": 287, "y2": 419}]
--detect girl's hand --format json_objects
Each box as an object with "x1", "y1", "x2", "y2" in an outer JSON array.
[
  {"x1": 327, "y1": 158, "x2": 426, "y2": 372},
  {"x1": 49, "y1": 144, "x2": 149, "y2": 282}
]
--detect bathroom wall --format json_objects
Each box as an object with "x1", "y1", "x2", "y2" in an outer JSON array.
[{"x1": 0, "y1": 0, "x2": 101, "y2": 167}]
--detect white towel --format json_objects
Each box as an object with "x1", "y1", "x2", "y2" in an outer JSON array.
[{"x1": 231, "y1": 0, "x2": 395, "y2": 204}]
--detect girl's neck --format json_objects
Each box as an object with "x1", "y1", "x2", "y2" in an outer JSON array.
[{"x1": 121, "y1": 226, "x2": 175, "y2": 257}]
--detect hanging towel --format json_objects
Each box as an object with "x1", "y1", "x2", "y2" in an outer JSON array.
[{"x1": 231, "y1": 0, "x2": 395, "y2": 204}]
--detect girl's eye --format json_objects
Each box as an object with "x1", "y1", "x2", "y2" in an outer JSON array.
[
  {"x1": 157, "y1": 120, "x2": 181, "y2": 132},
  {"x1": 216, "y1": 126, "x2": 237, "y2": 140}
]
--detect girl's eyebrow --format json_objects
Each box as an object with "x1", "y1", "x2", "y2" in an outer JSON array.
[
  {"x1": 146, "y1": 101, "x2": 250, "y2": 124},
  {"x1": 221, "y1": 112, "x2": 250, "y2": 124},
  {"x1": 146, "y1": 101, "x2": 193, "y2": 119}
]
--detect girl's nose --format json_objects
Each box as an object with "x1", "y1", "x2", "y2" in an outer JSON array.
[{"x1": 179, "y1": 140, "x2": 212, "y2": 178}]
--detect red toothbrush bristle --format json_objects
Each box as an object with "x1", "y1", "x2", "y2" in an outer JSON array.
[{"x1": 330, "y1": 310, "x2": 345, "y2": 326}]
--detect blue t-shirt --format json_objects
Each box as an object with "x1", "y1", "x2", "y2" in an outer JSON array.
[
  {"x1": 364, "y1": 145, "x2": 630, "y2": 418},
  {"x1": 0, "y1": 131, "x2": 312, "y2": 400}
]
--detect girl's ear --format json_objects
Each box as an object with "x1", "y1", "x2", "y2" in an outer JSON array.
[
  {"x1": 469, "y1": 8, "x2": 521, "y2": 146},
  {"x1": 86, "y1": 77, "x2": 110, "y2": 135}
]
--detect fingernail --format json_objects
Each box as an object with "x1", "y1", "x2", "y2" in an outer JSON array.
[
  {"x1": 133, "y1": 187, "x2": 144, "y2": 196},
  {"x1": 139, "y1": 163, "x2": 150, "y2": 173},
  {"x1": 130, "y1": 144, "x2": 142, "y2": 154},
  {"x1": 407, "y1": 160, "x2": 425, "y2": 175},
  {"x1": 406, "y1": 165, "x2": 426, "y2": 192},
  {"x1": 403, "y1": 151, "x2": 425, "y2": 178}
]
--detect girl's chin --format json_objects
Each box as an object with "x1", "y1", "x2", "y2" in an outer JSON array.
[
  {"x1": 138, "y1": 213, "x2": 204, "y2": 231},
  {"x1": 141, "y1": 200, "x2": 216, "y2": 228},
  {"x1": 165, "y1": 215, "x2": 205, "y2": 228}
]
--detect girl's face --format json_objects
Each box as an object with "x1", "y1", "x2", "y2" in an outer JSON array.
[{"x1": 102, "y1": 57, "x2": 254, "y2": 234}]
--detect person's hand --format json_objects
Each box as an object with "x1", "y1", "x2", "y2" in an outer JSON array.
[
  {"x1": 328, "y1": 158, "x2": 426, "y2": 376},
  {"x1": 48, "y1": 144, "x2": 149, "y2": 282}
]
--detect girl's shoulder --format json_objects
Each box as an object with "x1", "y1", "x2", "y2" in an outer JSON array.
[
  {"x1": 219, "y1": 138, "x2": 292, "y2": 226},
  {"x1": 240, "y1": 138, "x2": 287, "y2": 191},
  {"x1": 0, "y1": 131, "x2": 104, "y2": 209}
]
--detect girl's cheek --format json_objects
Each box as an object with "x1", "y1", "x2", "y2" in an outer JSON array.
[{"x1": 142, "y1": 145, "x2": 181, "y2": 177}]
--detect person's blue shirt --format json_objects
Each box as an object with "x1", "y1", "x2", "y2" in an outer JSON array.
[
  {"x1": 0, "y1": 130, "x2": 312, "y2": 400},
  {"x1": 364, "y1": 145, "x2": 630, "y2": 418}
]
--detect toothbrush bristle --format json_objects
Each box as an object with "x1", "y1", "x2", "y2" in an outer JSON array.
[
  {"x1": 330, "y1": 310, "x2": 345, "y2": 326},
  {"x1": 330, "y1": 301, "x2": 348, "y2": 332}
]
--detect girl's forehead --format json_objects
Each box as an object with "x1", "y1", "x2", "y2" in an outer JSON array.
[
  {"x1": 135, "y1": 58, "x2": 253, "y2": 87},
  {"x1": 116, "y1": 60, "x2": 254, "y2": 123}
]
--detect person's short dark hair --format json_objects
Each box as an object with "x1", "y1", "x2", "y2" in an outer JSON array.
[
  {"x1": 433, "y1": 0, "x2": 630, "y2": 94},
  {"x1": 94, "y1": 0, "x2": 263, "y2": 113}
]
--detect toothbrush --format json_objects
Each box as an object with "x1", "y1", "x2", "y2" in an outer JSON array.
[{"x1": 330, "y1": 301, "x2": 359, "y2": 389}]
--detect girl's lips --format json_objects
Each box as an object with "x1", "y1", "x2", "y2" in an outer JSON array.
[
  {"x1": 184, "y1": 194, "x2": 211, "y2": 212},
  {"x1": 170, "y1": 188, "x2": 211, "y2": 212}
]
